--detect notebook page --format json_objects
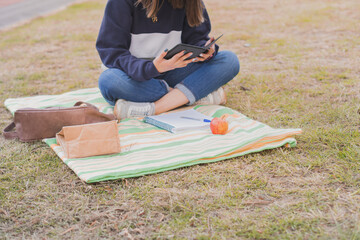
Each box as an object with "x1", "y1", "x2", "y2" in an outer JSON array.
[{"x1": 145, "y1": 109, "x2": 211, "y2": 131}]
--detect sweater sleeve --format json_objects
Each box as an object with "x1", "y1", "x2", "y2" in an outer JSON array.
[
  {"x1": 96, "y1": 0, "x2": 160, "y2": 82},
  {"x1": 181, "y1": 5, "x2": 219, "y2": 57}
]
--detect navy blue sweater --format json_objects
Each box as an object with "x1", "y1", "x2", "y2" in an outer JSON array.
[{"x1": 96, "y1": 0, "x2": 217, "y2": 82}]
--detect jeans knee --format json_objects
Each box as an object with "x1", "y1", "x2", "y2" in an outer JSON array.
[
  {"x1": 98, "y1": 69, "x2": 112, "y2": 92},
  {"x1": 218, "y1": 51, "x2": 240, "y2": 77},
  {"x1": 98, "y1": 69, "x2": 120, "y2": 105}
]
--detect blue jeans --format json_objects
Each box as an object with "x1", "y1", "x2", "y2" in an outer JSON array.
[{"x1": 98, "y1": 50, "x2": 240, "y2": 105}]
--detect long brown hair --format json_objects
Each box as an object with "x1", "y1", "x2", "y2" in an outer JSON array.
[{"x1": 136, "y1": 0, "x2": 204, "y2": 27}]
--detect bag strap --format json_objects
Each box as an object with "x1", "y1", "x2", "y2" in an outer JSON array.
[
  {"x1": 74, "y1": 101, "x2": 116, "y2": 121},
  {"x1": 3, "y1": 122, "x2": 18, "y2": 140},
  {"x1": 74, "y1": 101, "x2": 99, "y2": 110}
]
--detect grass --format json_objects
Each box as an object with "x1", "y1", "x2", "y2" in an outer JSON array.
[{"x1": 0, "y1": 0, "x2": 360, "y2": 239}]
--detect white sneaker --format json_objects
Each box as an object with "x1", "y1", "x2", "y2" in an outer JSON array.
[
  {"x1": 194, "y1": 87, "x2": 227, "y2": 105},
  {"x1": 113, "y1": 99, "x2": 155, "y2": 119}
]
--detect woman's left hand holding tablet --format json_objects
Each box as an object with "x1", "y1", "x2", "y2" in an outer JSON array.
[
  {"x1": 194, "y1": 37, "x2": 216, "y2": 62},
  {"x1": 153, "y1": 50, "x2": 194, "y2": 73}
]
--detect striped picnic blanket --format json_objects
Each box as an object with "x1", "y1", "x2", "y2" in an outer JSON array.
[{"x1": 4, "y1": 88, "x2": 302, "y2": 183}]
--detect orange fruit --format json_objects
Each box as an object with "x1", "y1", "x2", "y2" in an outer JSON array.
[{"x1": 210, "y1": 117, "x2": 228, "y2": 135}]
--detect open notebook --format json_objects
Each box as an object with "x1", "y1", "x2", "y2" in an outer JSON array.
[{"x1": 144, "y1": 109, "x2": 212, "y2": 133}]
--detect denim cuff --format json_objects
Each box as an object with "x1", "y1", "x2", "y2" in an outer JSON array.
[
  {"x1": 159, "y1": 79, "x2": 171, "y2": 92},
  {"x1": 175, "y1": 83, "x2": 196, "y2": 105}
]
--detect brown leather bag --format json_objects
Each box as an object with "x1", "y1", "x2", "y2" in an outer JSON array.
[{"x1": 3, "y1": 102, "x2": 116, "y2": 142}]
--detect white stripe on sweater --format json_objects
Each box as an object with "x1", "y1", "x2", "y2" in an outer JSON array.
[{"x1": 129, "y1": 30, "x2": 182, "y2": 59}]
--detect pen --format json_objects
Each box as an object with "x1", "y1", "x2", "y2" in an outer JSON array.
[{"x1": 180, "y1": 116, "x2": 211, "y2": 123}]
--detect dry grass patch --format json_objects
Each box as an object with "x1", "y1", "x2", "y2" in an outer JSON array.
[{"x1": 1, "y1": 0, "x2": 360, "y2": 239}]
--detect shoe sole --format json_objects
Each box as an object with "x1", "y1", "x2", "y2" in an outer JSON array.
[
  {"x1": 113, "y1": 99, "x2": 125, "y2": 120},
  {"x1": 219, "y1": 87, "x2": 227, "y2": 105}
]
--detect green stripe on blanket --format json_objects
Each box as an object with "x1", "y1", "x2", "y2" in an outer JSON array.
[{"x1": 4, "y1": 88, "x2": 302, "y2": 183}]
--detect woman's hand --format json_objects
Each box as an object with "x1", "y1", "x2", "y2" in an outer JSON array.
[
  {"x1": 195, "y1": 37, "x2": 216, "y2": 62},
  {"x1": 153, "y1": 50, "x2": 194, "y2": 73}
]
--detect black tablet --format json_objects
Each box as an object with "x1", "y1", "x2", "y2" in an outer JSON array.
[{"x1": 164, "y1": 34, "x2": 223, "y2": 60}]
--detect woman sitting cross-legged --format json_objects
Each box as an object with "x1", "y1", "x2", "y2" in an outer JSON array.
[{"x1": 96, "y1": 0, "x2": 240, "y2": 119}]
